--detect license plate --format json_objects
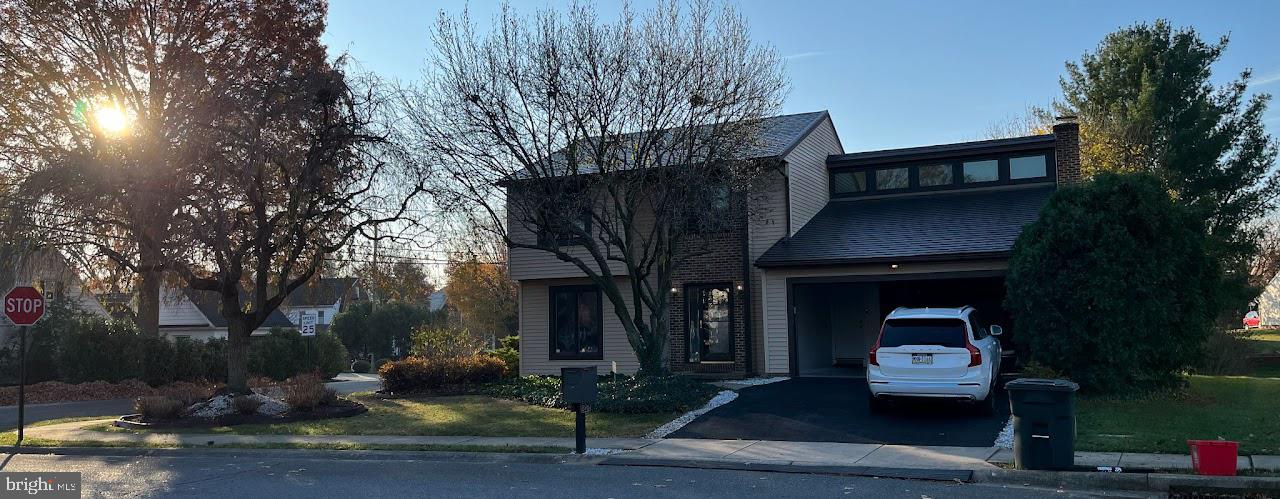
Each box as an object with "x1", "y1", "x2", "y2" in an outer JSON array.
[{"x1": 911, "y1": 353, "x2": 933, "y2": 365}]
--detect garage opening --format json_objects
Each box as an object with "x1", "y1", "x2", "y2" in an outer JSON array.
[{"x1": 791, "y1": 275, "x2": 1009, "y2": 377}]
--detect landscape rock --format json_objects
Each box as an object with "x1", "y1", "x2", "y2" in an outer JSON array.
[{"x1": 187, "y1": 393, "x2": 290, "y2": 418}]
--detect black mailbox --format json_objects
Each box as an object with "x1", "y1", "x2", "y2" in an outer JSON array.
[{"x1": 561, "y1": 366, "x2": 598, "y2": 404}]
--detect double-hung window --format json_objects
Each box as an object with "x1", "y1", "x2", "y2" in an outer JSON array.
[
  {"x1": 550, "y1": 285, "x2": 603, "y2": 360},
  {"x1": 537, "y1": 206, "x2": 592, "y2": 247},
  {"x1": 686, "y1": 284, "x2": 733, "y2": 362}
]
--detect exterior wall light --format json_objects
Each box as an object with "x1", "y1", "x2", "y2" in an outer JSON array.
[{"x1": 890, "y1": 264, "x2": 900, "y2": 269}]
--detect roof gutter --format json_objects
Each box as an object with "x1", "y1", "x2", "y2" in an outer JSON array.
[{"x1": 754, "y1": 250, "x2": 1012, "y2": 270}]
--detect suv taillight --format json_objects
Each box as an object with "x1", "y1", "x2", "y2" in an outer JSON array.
[
  {"x1": 868, "y1": 337, "x2": 881, "y2": 367},
  {"x1": 966, "y1": 342, "x2": 981, "y2": 367}
]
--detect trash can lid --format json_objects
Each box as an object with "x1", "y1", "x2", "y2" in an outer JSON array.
[{"x1": 1005, "y1": 378, "x2": 1079, "y2": 392}]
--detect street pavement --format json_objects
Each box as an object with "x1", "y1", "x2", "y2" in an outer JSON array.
[
  {"x1": 0, "y1": 373, "x2": 378, "y2": 429},
  {"x1": 0, "y1": 451, "x2": 1136, "y2": 498},
  {"x1": 324, "y1": 372, "x2": 379, "y2": 395},
  {"x1": 0, "y1": 399, "x2": 133, "y2": 430}
]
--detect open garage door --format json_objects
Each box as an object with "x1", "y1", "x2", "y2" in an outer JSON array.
[{"x1": 791, "y1": 275, "x2": 1009, "y2": 377}]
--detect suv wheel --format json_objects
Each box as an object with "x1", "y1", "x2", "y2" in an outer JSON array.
[{"x1": 975, "y1": 389, "x2": 997, "y2": 416}]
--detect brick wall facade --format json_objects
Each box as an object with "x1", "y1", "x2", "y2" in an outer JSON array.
[
  {"x1": 667, "y1": 227, "x2": 750, "y2": 378},
  {"x1": 1053, "y1": 119, "x2": 1082, "y2": 185}
]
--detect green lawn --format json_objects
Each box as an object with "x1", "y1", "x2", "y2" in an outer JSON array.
[
  {"x1": 105, "y1": 394, "x2": 674, "y2": 438},
  {"x1": 1076, "y1": 375, "x2": 1280, "y2": 454},
  {"x1": 1246, "y1": 331, "x2": 1280, "y2": 354}
]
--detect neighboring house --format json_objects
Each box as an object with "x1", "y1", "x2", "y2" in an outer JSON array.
[
  {"x1": 158, "y1": 288, "x2": 295, "y2": 341},
  {"x1": 0, "y1": 248, "x2": 110, "y2": 341},
  {"x1": 1257, "y1": 273, "x2": 1280, "y2": 327},
  {"x1": 279, "y1": 277, "x2": 364, "y2": 333},
  {"x1": 509, "y1": 110, "x2": 1082, "y2": 378},
  {"x1": 427, "y1": 289, "x2": 447, "y2": 313}
]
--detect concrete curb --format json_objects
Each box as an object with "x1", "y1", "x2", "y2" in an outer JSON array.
[
  {"x1": 598, "y1": 456, "x2": 973, "y2": 482},
  {"x1": 1, "y1": 445, "x2": 602, "y2": 465},
  {"x1": 972, "y1": 468, "x2": 1280, "y2": 494}
]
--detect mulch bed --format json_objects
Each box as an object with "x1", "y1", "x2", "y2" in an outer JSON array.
[{"x1": 115, "y1": 400, "x2": 367, "y2": 429}]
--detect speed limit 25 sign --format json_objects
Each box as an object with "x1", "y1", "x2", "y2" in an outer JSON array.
[{"x1": 4, "y1": 286, "x2": 46, "y2": 326}]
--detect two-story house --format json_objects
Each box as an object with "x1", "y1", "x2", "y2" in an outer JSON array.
[
  {"x1": 508, "y1": 110, "x2": 1080, "y2": 378},
  {"x1": 280, "y1": 277, "x2": 365, "y2": 333}
]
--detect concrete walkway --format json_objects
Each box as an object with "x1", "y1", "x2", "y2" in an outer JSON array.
[{"x1": 19, "y1": 419, "x2": 1280, "y2": 473}]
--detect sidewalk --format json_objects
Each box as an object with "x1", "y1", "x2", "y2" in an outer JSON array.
[{"x1": 21, "y1": 419, "x2": 1280, "y2": 473}]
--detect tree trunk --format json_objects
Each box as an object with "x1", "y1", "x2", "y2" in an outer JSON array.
[
  {"x1": 135, "y1": 262, "x2": 161, "y2": 337},
  {"x1": 226, "y1": 321, "x2": 251, "y2": 394}
]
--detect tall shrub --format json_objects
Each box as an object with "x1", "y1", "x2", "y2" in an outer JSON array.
[
  {"x1": 247, "y1": 328, "x2": 348, "y2": 381},
  {"x1": 1006, "y1": 173, "x2": 1220, "y2": 393},
  {"x1": 329, "y1": 301, "x2": 440, "y2": 360},
  {"x1": 410, "y1": 327, "x2": 484, "y2": 360}
]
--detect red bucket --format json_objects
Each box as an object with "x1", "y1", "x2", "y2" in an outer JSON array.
[{"x1": 1187, "y1": 440, "x2": 1239, "y2": 476}]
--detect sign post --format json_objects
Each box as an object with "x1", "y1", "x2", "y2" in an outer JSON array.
[{"x1": 5, "y1": 286, "x2": 46, "y2": 447}]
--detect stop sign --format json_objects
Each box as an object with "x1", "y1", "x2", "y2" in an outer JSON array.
[{"x1": 4, "y1": 286, "x2": 45, "y2": 326}]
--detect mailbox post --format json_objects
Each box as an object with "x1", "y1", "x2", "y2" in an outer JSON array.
[{"x1": 561, "y1": 366, "x2": 599, "y2": 454}]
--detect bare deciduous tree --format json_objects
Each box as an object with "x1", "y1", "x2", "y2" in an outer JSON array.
[
  {"x1": 172, "y1": 43, "x2": 424, "y2": 393},
  {"x1": 406, "y1": 1, "x2": 786, "y2": 374},
  {"x1": 1250, "y1": 220, "x2": 1280, "y2": 290}
]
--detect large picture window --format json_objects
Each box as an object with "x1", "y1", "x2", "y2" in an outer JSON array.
[
  {"x1": 686, "y1": 284, "x2": 733, "y2": 362},
  {"x1": 549, "y1": 285, "x2": 603, "y2": 360}
]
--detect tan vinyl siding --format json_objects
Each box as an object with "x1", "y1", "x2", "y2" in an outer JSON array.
[
  {"x1": 747, "y1": 169, "x2": 788, "y2": 372},
  {"x1": 508, "y1": 246, "x2": 630, "y2": 281},
  {"x1": 505, "y1": 187, "x2": 637, "y2": 281},
  {"x1": 519, "y1": 277, "x2": 641, "y2": 375},
  {"x1": 783, "y1": 117, "x2": 842, "y2": 236},
  {"x1": 761, "y1": 260, "x2": 1009, "y2": 374}
]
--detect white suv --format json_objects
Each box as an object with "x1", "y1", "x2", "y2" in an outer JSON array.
[{"x1": 866, "y1": 306, "x2": 1002, "y2": 414}]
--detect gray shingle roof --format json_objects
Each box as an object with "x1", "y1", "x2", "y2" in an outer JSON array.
[
  {"x1": 512, "y1": 111, "x2": 830, "y2": 180},
  {"x1": 755, "y1": 185, "x2": 1055, "y2": 268},
  {"x1": 285, "y1": 277, "x2": 358, "y2": 307},
  {"x1": 747, "y1": 111, "x2": 830, "y2": 159},
  {"x1": 186, "y1": 289, "x2": 296, "y2": 328}
]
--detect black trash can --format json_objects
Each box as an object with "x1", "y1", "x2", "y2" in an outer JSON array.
[{"x1": 1006, "y1": 378, "x2": 1079, "y2": 470}]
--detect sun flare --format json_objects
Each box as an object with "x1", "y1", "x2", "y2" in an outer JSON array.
[{"x1": 93, "y1": 103, "x2": 129, "y2": 136}]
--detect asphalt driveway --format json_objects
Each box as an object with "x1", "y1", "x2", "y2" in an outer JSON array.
[{"x1": 669, "y1": 377, "x2": 1009, "y2": 447}]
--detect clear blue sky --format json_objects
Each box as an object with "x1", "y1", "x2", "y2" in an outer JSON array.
[{"x1": 323, "y1": 0, "x2": 1280, "y2": 152}]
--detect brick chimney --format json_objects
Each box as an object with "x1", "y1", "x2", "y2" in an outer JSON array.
[{"x1": 1053, "y1": 116, "x2": 1081, "y2": 185}]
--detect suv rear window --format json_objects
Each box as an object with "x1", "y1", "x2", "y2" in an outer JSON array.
[{"x1": 879, "y1": 319, "x2": 968, "y2": 348}]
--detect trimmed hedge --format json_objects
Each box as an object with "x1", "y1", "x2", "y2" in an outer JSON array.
[
  {"x1": 247, "y1": 328, "x2": 349, "y2": 381},
  {"x1": 484, "y1": 374, "x2": 719, "y2": 414},
  {"x1": 378, "y1": 355, "x2": 506, "y2": 393},
  {"x1": 0, "y1": 304, "x2": 347, "y2": 386}
]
